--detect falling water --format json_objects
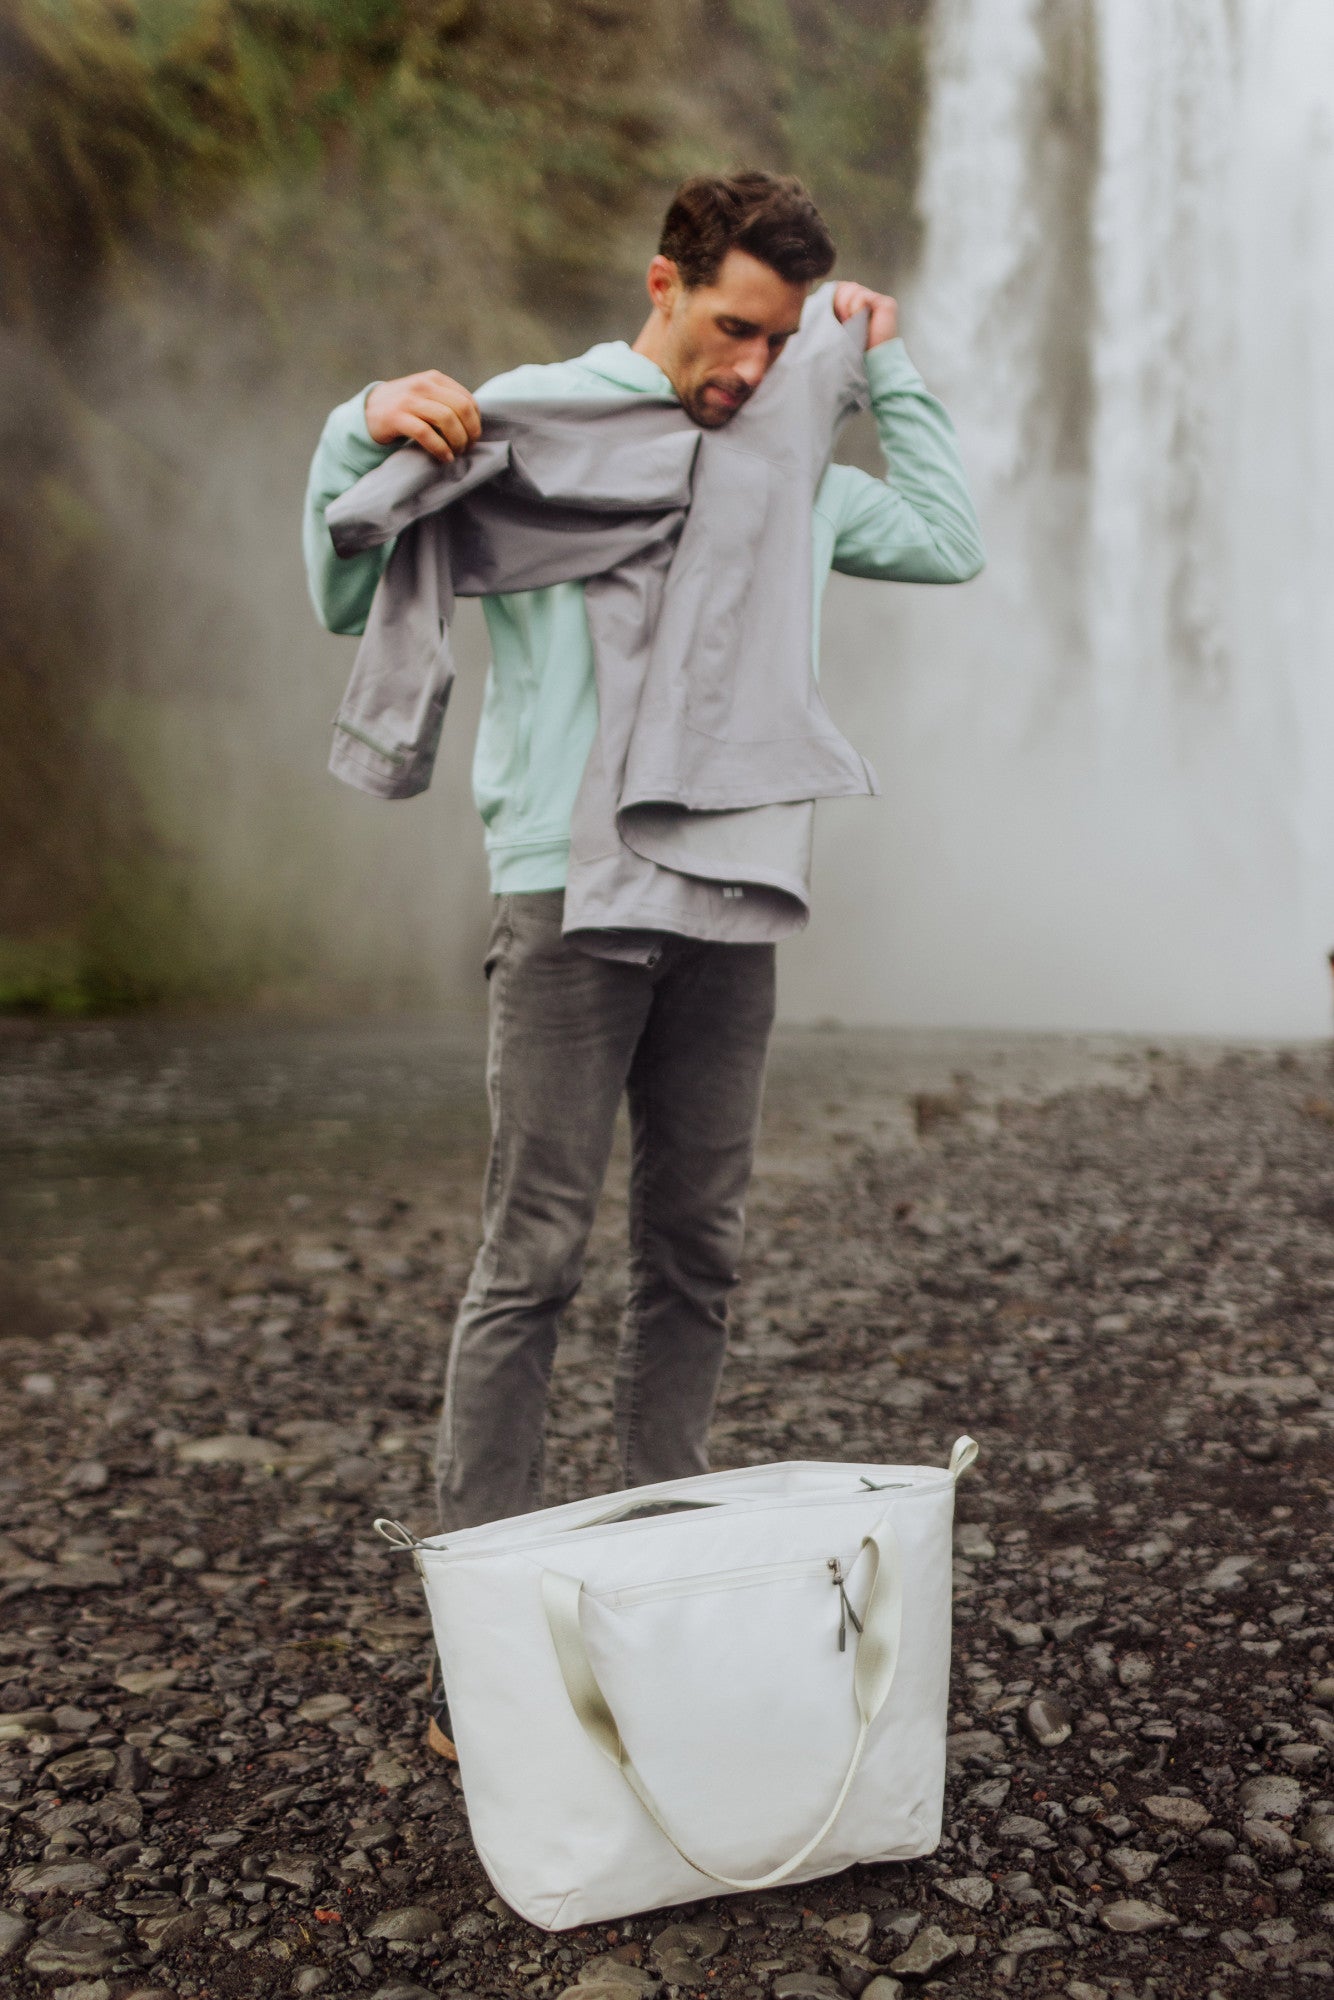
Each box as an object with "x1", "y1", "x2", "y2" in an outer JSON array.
[{"x1": 784, "y1": 0, "x2": 1334, "y2": 1036}]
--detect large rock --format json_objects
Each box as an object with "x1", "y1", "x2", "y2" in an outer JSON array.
[
  {"x1": 138, "y1": 1908, "x2": 205, "y2": 1954},
  {"x1": 10, "y1": 1860, "x2": 109, "y2": 1897},
  {"x1": 937, "y1": 1875, "x2": 994, "y2": 1911},
  {"x1": 1004, "y1": 1927, "x2": 1064, "y2": 1955},
  {"x1": 576, "y1": 1958, "x2": 660, "y2": 1993},
  {"x1": 945, "y1": 1729, "x2": 1004, "y2": 1771},
  {"x1": 889, "y1": 1924, "x2": 959, "y2": 1976},
  {"x1": 649, "y1": 1924, "x2": 727, "y2": 1983},
  {"x1": 1300, "y1": 1814, "x2": 1334, "y2": 1860},
  {"x1": 266, "y1": 1853, "x2": 322, "y2": 1894},
  {"x1": 0, "y1": 1911, "x2": 32, "y2": 1960},
  {"x1": 1238, "y1": 1774, "x2": 1304, "y2": 1819},
  {"x1": 44, "y1": 1748, "x2": 117, "y2": 1791},
  {"x1": 1024, "y1": 1694, "x2": 1072, "y2": 1747},
  {"x1": 823, "y1": 1913, "x2": 873, "y2": 1952},
  {"x1": 1142, "y1": 1794, "x2": 1210, "y2": 1833},
  {"x1": 1107, "y1": 1846, "x2": 1159, "y2": 1885},
  {"x1": 25, "y1": 1912, "x2": 126, "y2": 1978}
]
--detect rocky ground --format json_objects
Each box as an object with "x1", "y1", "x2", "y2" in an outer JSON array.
[{"x1": 1, "y1": 1020, "x2": 1332, "y2": 2000}]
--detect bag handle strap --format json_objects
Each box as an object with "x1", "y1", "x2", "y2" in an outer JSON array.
[{"x1": 539, "y1": 1517, "x2": 902, "y2": 1892}]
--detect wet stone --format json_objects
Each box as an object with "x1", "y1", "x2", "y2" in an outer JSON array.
[
  {"x1": 945, "y1": 1728, "x2": 1004, "y2": 1770},
  {"x1": 761, "y1": 1905, "x2": 803, "y2": 1932},
  {"x1": 966, "y1": 1776, "x2": 1011, "y2": 1809},
  {"x1": 44, "y1": 1748, "x2": 117, "y2": 1790},
  {"x1": 771, "y1": 1978, "x2": 844, "y2": 2000},
  {"x1": 50, "y1": 1981, "x2": 112, "y2": 2000},
  {"x1": 860, "y1": 1983, "x2": 904, "y2": 2000},
  {"x1": 266, "y1": 1853, "x2": 322, "y2": 1894},
  {"x1": 1245, "y1": 1816, "x2": 1295, "y2": 1860},
  {"x1": 1142, "y1": 1794, "x2": 1210, "y2": 1833},
  {"x1": 364, "y1": 1750, "x2": 412, "y2": 1790},
  {"x1": 138, "y1": 1907, "x2": 205, "y2": 1953},
  {"x1": 1238, "y1": 1773, "x2": 1304, "y2": 1819},
  {"x1": 995, "y1": 1617, "x2": 1045, "y2": 1650},
  {"x1": 11, "y1": 1860, "x2": 109, "y2": 1896},
  {"x1": 1107, "y1": 1846, "x2": 1159, "y2": 1885},
  {"x1": 1098, "y1": 1899, "x2": 1177, "y2": 1934},
  {"x1": 1300, "y1": 1815, "x2": 1334, "y2": 1859},
  {"x1": 889, "y1": 1923, "x2": 958, "y2": 1976},
  {"x1": 575, "y1": 1962, "x2": 660, "y2": 1995},
  {"x1": 178, "y1": 1432, "x2": 285, "y2": 1465},
  {"x1": 296, "y1": 1692, "x2": 352, "y2": 1723},
  {"x1": 875, "y1": 1910, "x2": 922, "y2": 1942},
  {"x1": 365, "y1": 1905, "x2": 444, "y2": 1941},
  {"x1": 0, "y1": 1911, "x2": 33, "y2": 1959},
  {"x1": 1004, "y1": 1927, "x2": 1063, "y2": 1955},
  {"x1": 25, "y1": 1911, "x2": 126, "y2": 1977},
  {"x1": 997, "y1": 1812, "x2": 1054, "y2": 1848},
  {"x1": 823, "y1": 1913, "x2": 873, "y2": 1951},
  {"x1": 1024, "y1": 1693, "x2": 1072, "y2": 1748},
  {"x1": 52, "y1": 1705, "x2": 100, "y2": 1734},
  {"x1": 937, "y1": 1875, "x2": 994, "y2": 1911},
  {"x1": 650, "y1": 1923, "x2": 728, "y2": 1980}
]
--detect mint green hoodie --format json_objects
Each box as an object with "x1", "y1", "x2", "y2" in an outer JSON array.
[{"x1": 303, "y1": 335, "x2": 984, "y2": 893}]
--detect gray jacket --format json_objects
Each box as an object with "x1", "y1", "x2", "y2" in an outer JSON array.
[{"x1": 325, "y1": 286, "x2": 877, "y2": 949}]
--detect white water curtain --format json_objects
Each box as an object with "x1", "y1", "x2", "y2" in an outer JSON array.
[{"x1": 784, "y1": 0, "x2": 1334, "y2": 1035}]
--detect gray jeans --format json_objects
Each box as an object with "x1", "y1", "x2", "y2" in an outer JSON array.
[{"x1": 434, "y1": 891, "x2": 776, "y2": 1530}]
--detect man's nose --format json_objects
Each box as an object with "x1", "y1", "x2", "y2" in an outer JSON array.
[{"x1": 732, "y1": 343, "x2": 771, "y2": 388}]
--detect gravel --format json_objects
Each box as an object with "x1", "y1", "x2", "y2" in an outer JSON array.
[{"x1": 1, "y1": 1020, "x2": 1333, "y2": 1997}]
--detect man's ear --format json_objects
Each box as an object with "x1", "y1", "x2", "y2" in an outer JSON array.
[{"x1": 646, "y1": 254, "x2": 682, "y2": 315}]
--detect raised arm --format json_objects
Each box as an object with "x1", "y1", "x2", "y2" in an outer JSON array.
[
  {"x1": 825, "y1": 283, "x2": 985, "y2": 585},
  {"x1": 302, "y1": 370, "x2": 482, "y2": 635}
]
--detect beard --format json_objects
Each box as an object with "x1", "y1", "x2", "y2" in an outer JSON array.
[{"x1": 678, "y1": 375, "x2": 752, "y2": 428}]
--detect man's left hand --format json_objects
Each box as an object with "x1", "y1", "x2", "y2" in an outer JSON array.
[{"x1": 832, "y1": 282, "x2": 898, "y2": 349}]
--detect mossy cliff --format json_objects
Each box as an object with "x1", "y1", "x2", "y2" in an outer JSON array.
[{"x1": 1, "y1": 0, "x2": 929, "y2": 1013}]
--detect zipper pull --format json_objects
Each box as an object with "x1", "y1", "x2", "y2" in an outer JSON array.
[{"x1": 828, "y1": 1558, "x2": 863, "y2": 1652}]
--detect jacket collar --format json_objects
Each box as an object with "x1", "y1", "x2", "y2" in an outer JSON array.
[{"x1": 575, "y1": 341, "x2": 679, "y2": 400}]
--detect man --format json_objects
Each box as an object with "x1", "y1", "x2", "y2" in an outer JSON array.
[{"x1": 304, "y1": 170, "x2": 983, "y2": 1757}]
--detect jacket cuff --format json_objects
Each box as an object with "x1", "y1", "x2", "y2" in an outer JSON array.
[
  {"x1": 863, "y1": 337, "x2": 925, "y2": 399},
  {"x1": 327, "y1": 384, "x2": 398, "y2": 477}
]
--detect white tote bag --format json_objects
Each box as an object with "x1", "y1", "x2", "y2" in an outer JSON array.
[{"x1": 377, "y1": 1436, "x2": 977, "y2": 1931}]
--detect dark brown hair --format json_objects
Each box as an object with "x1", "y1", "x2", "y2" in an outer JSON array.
[{"x1": 657, "y1": 171, "x2": 836, "y2": 290}]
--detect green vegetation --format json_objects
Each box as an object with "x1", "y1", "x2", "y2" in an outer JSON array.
[{"x1": 1, "y1": 0, "x2": 931, "y2": 1013}]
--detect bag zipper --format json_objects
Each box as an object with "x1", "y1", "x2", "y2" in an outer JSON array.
[
  {"x1": 592, "y1": 1555, "x2": 829, "y2": 1609},
  {"x1": 593, "y1": 1549, "x2": 872, "y2": 1658},
  {"x1": 828, "y1": 1557, "x2": 864, "y2": 1652}
]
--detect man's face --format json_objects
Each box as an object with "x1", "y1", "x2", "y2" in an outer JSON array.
[{"x1": 649, "y1": 248, "x2": 807, "y2": 428}]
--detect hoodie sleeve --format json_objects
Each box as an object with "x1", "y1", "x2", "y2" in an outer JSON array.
[
  {"x1": 302, "y1": 386, "x2": 399, "y2": 635},
  {"x1": 820, "y1": 338, "x2": 986, "y2": 584}
]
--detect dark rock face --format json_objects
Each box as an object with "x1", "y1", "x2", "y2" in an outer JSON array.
[{"x1": 1, "y1": 1026, "x2": 1333, "y2": 1998}]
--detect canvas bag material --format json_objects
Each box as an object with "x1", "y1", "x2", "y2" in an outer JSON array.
[{"x1": 377, "y1": 1438, "x2": 977, "y2": 1932}]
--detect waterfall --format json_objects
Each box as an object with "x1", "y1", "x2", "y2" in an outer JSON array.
[{"x1": 784, "y1": 0, "x2": 1334, "y2": 1037}]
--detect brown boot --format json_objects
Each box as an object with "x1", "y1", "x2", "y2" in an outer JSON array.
[{"x1": 427, "y1": 1665, "x2": 457, "y2": 1762}]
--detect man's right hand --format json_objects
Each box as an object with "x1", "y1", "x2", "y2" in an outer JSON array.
[{"x1": 364, "y1": 370, "x2": 482, "y2": 461}]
